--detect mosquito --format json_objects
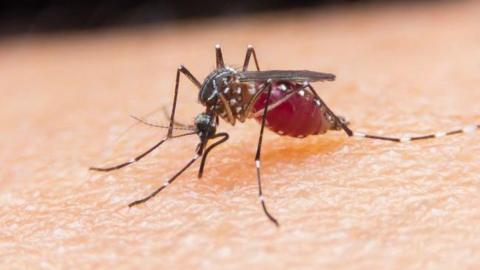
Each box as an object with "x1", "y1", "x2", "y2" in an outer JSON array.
[{"x1": 90, "y1": 44, "x2": 479, "y2": 226}]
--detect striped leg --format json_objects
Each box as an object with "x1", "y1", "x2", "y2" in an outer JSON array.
[
  {"x1": 254, "y1": 80, "x2": 280, "y2": 227},
  {"x1": 129, "y1": 110, "x2": 218, "y2": 207},
  {"x1": 89, "y1": 132, "x2": 196, "y2": 172},
  {"x1": 129, "y1": 111, "x2": 218, "y2": 207},
  {"x1": 351, "y1": 125, "x2": 479, "y2": 142},
  {"x1": 307, "y1": 84, "x2": 479, "y2": 142},
  {"x1": 129, "y1": 147, "x2": 203, "y2": 207}
]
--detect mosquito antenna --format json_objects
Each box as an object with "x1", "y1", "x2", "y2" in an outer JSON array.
[
  {"x1": 130, "y1": 115, "x2": 195, "y2": 131},
  {"x1": 161, "y1": 106, "x2": 192, "y2": 128},
  {"x1": 89, "y1": 131, "x2": 197, "y2": 172},
  {"x1": 114, "y1": 106, "x2": 166, "y2": 143},
  {"x1": 128, "y1": 147, "x2": 202, "y2": 207}
]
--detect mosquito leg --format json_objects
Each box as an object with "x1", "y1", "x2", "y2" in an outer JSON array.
[
  {"x1": 198, "y1": 133, "x2": 229, "y2": 178},
  {"x1": 215, "y1": 44, "x2": 225, "y2": 68},
  {"x1": 89, "y1": 132, "x2": 196, "y2": 172},
  {"x1": 128, "y1": 147, "x2": 203, "y2": 207},
  {"x1": 242, "y1": 44, "x2": 261, "y2": 72},
  {"x1": 90, "y1": 66, "x2": 200, "y2": 172},
  {"x1": 349, "y1": 124, "x2": 479, "y2": 142},
  {"x1": 105, "y1": 66, "x2": 200, "y2": 147},
  {"x1": 305, "y1": 83, "x2": 353, "y2": 136},
  {"x1": 328, "y1": 115, "x2": 350, "y2": 131},
  {"x1": 252, "y1": 80, "x2": 279, "y2": 227},
  {"x1": 168, "y1": 65, "x2": 201, "y2": 137},
  {"x1": 307, "y1": 84, "x2": 479, "y2": 142}
]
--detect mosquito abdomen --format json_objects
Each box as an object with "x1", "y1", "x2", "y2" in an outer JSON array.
[{"x1": 253, "y1": 81, "x2": 332, "y2": 138}]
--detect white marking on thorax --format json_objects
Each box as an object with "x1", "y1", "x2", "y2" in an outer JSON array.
[{"x1": 248, "y1": 85, "x2": 256, "y2": 95}]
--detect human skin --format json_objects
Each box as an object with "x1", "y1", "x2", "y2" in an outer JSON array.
[{"x1": 1, "y1": 1, "x2": 480, "y2": 269}]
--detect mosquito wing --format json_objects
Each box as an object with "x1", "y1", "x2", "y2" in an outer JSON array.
[{"x1": 238, "y1": 70, "x2": 335, "y2": 83}]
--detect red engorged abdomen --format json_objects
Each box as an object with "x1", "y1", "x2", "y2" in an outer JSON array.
[{"x1": 253, "y1": 81, "x2": 330, "y2": 138}]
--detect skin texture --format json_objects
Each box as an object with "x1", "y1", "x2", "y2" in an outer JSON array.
[{"x1": 1, "y1": 1, "x2": 480, "y2": 269}]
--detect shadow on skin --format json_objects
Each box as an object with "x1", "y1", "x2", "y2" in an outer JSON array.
[{"x1": 189, "y1": 133, "x2": 347, "y2": 192}]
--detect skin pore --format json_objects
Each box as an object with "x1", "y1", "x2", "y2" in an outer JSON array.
[{"x1": 1, "y1": 1, "x2": 480, "y2": 269}]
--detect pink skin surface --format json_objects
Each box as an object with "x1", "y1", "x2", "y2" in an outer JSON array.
[
  {"x1": 253, "y1": 81, "x2": 330, "y2": 137},
  {"x1": 2, "y1": 1, "x2": 480, "y2": 269}
]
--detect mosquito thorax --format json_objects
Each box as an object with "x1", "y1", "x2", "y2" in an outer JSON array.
[
  {"x1": 194, "y1": 113, "x2": 217, "y2": 139},
  {"x1": 198, "y1": 67, "x2": 238, "y2": 106}
]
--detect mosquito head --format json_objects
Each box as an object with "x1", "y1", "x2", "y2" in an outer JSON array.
[
  {"x1": 199, "y1": 67, "x2": 237, "y2": 106},
  {"x1": 194, "y1": 113, "x2": 217, "y2": 140}
]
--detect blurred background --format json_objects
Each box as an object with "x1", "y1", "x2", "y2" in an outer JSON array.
[{"x1": 0, "y1": 0, "x2": 439, "y2": 38}]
